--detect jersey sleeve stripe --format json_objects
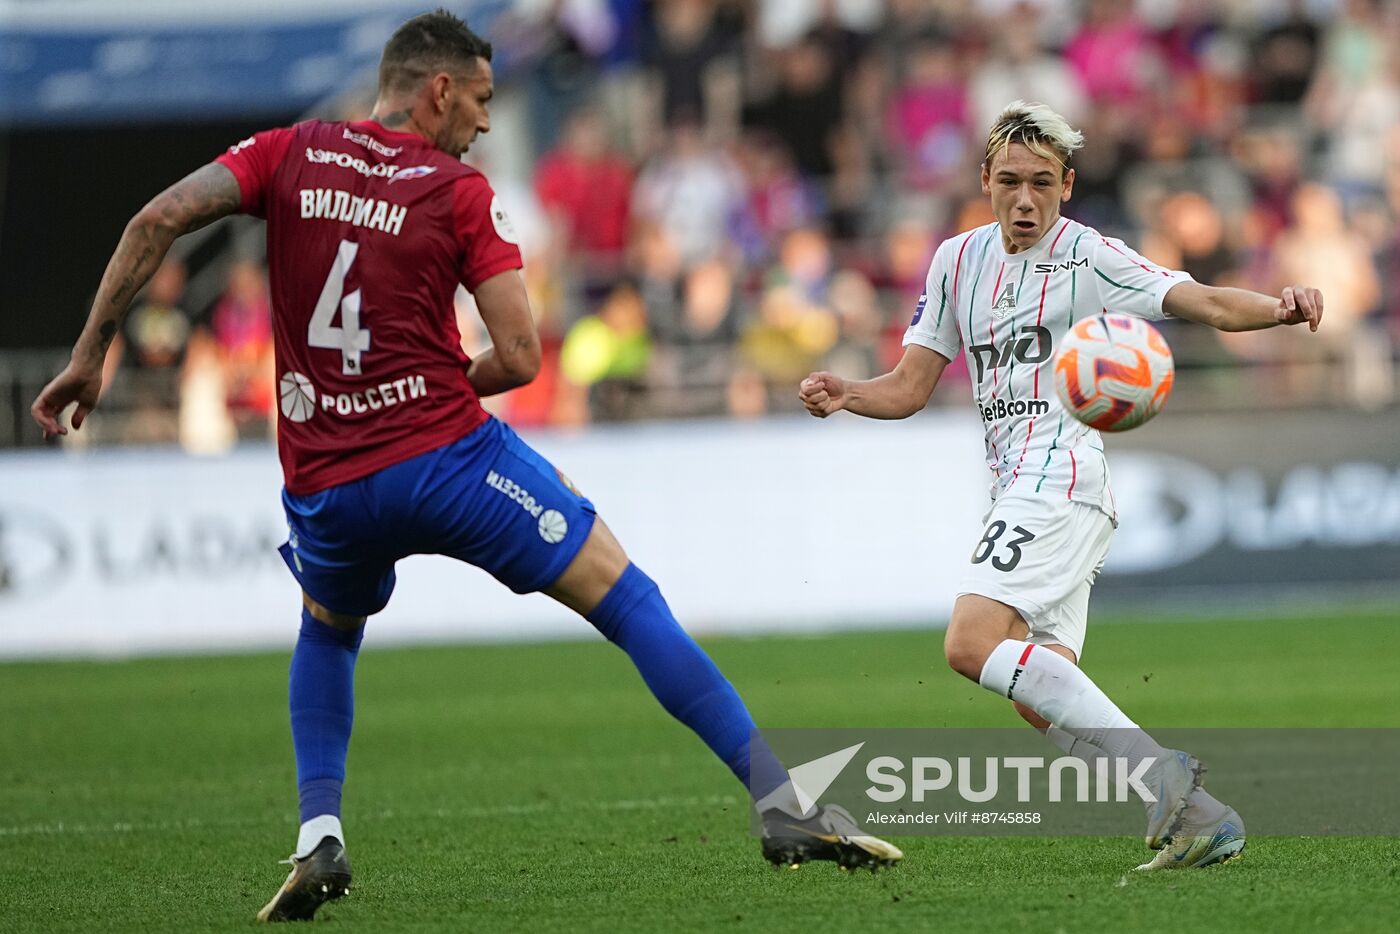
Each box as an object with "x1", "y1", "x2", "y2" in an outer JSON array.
[
  {"x1": 903, "y1": 333, "x2": 960, "y2": 361},
  {"x1": 1097, "y1": 235, "x2": 1172, "y2": 277},
  {"x1": 1093, "y1": 267, "x2": 1151, "y2": 295}
]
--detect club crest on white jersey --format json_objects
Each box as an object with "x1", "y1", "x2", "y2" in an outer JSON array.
[{"x1": 991, "y1": 282, "x2": 1017, "y2": 320}]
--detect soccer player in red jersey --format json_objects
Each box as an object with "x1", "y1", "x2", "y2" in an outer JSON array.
[{"x1": 31, "y1": 10, "x2": 900, "y2": 922}]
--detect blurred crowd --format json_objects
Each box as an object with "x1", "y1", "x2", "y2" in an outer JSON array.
[{"x1": 89, "y1": 0, "x2": 1400, "y2": 446}]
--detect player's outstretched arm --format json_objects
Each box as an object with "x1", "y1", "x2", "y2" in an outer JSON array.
[
  {"x1": 467, "y1": 269, "x2": 543, "y2": 397},
  {"x1": 800, "y1": 344, "x2": 950, "y2": 420},
  {"x1": 1163, "y1": 281, "x2": 1323, "y2": 333},
  {"x1": 31, "y1": 162, "x2": 242, "y2": 437}
]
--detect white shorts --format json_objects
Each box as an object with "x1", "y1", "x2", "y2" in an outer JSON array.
[{"x1": 956, "y1": 494, "x2": 1114, "y2": 660}]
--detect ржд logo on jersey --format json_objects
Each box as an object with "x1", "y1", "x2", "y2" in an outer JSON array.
[{"x1": 968, "y1": 326, "x2": 1052, "y2": 382}]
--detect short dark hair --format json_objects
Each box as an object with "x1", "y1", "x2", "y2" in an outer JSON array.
[{"x1": 378, "y1": 9, "x2": 493, "y2": 95}]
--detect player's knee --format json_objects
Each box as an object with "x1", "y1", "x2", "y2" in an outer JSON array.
[
  {"x1": 546, "y1": 518, "x2": 630, "y2": 616},
  {"x1": 943, "y1": 632, "x2": 991, "y2": 682},
  {"x1": 585, "y1": 562, "x2": 659, "y2": 643},
  {"x1": 946, "y1": 594, "x2": 1026, "y2": 682},
  {"x1": 302, "y1": 593, "x2": 365, "y2": 632}
]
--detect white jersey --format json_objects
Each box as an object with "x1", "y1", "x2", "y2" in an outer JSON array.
[{"x1": 904, "y1": 217, "x2": 1191, "y2": 520}]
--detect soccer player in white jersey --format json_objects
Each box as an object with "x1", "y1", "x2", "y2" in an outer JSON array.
[{"x1": 800, "y1": 101, "x2": 1323, "y2": 870}]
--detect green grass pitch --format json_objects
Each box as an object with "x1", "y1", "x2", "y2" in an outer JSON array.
[{"x1": 3, "y1": 610, "x2": 1398, "y2": 932}]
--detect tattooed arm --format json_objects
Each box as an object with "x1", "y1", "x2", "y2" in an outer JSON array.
[
  {"x1": 466, "y1": 269, "x2": 542, "y2": 398},
  {"x1": 31, "y1": 162, "x2": 242, "y2": 436}
]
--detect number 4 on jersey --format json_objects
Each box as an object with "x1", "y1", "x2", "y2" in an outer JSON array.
[{"x1": 309, "y1": 239, "x2": 371, "y2": 375}]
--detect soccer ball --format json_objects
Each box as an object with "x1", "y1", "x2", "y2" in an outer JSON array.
[{"x1": 1053, "y1": 315, "x2": 1174, "y2": 431}]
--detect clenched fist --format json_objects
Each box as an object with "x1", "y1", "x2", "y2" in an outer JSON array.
[{"x1": 799, "y1": 372, "x2": 847, "y2": 418}]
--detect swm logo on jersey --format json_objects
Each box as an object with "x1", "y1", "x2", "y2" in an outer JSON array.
[
  {"x1": 968, "y1": 325, "x2": 1052, "y2": 381},
  {"x1": 1033, "y1": 258, "x2": 1088, "y2": 275}
]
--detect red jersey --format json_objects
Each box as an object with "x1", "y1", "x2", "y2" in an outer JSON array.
[{"x1": 215, "y1": 120, "x2": 522, "y2": 494}]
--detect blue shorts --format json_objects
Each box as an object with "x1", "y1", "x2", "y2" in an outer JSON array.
[{"x1": 278, "y1": 417, "x2": 597, "y2": 617}]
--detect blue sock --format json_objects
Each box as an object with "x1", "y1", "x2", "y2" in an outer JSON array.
[
  {"x1": 289, "y1": 607, "x2": 363, "y2": 823},
  {"x1": 587, "y1": 564, "x2": 777, "y2": 793}
]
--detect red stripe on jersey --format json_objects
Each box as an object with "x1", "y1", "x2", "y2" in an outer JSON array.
[
  {"x1": 987, "y1": 263, "x2": 1006, "y2": 391},
  {"x1": 990, "y1": 262, "x2": 1007, "y2": 298},
  {"x1": 1009, "y1": 419, "x2": 1036, "y2": 488},
  {"x1": 1098, "y1": 235, "x2": 1171, "y2": 277},
  {"x1": 1048, "y1": 218, "x2": 1069, "y2": 258},
  {"x1": 987, "y1": 262, "x2": 1007, "y2": 476},
  {"x1": 1032, "y1": 274, "x2": 1049, "y2": 394},
  {"x1": 1067, "y1": 449, "x2": 1078, "y2": 499},
  {"x1": 1008, "y1": 274, "x2": 1051, "y2": 490}
]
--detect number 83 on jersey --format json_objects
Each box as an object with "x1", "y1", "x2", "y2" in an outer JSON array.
[{"x1": 970, "y1": 520, "x2": 1036, "y2": 572}]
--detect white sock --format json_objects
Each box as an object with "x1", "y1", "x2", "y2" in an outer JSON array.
[
  {"x1": 980, "y1": 640, "x2": 1169, "y2": 768},
  {"x1": 294, "y1": 814, "x2": 345, "y2": 859},
  {"x1": 1045, "y1": 724, "x2": 1107, "y2": 764},
  {"x1": 1045, "y1": 723, "x2": 1157, "y2": 802}
]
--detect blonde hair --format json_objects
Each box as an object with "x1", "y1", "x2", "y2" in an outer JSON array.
[{"x1": 984, "y1": 101, "x2": 1084, "y2": 176}]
